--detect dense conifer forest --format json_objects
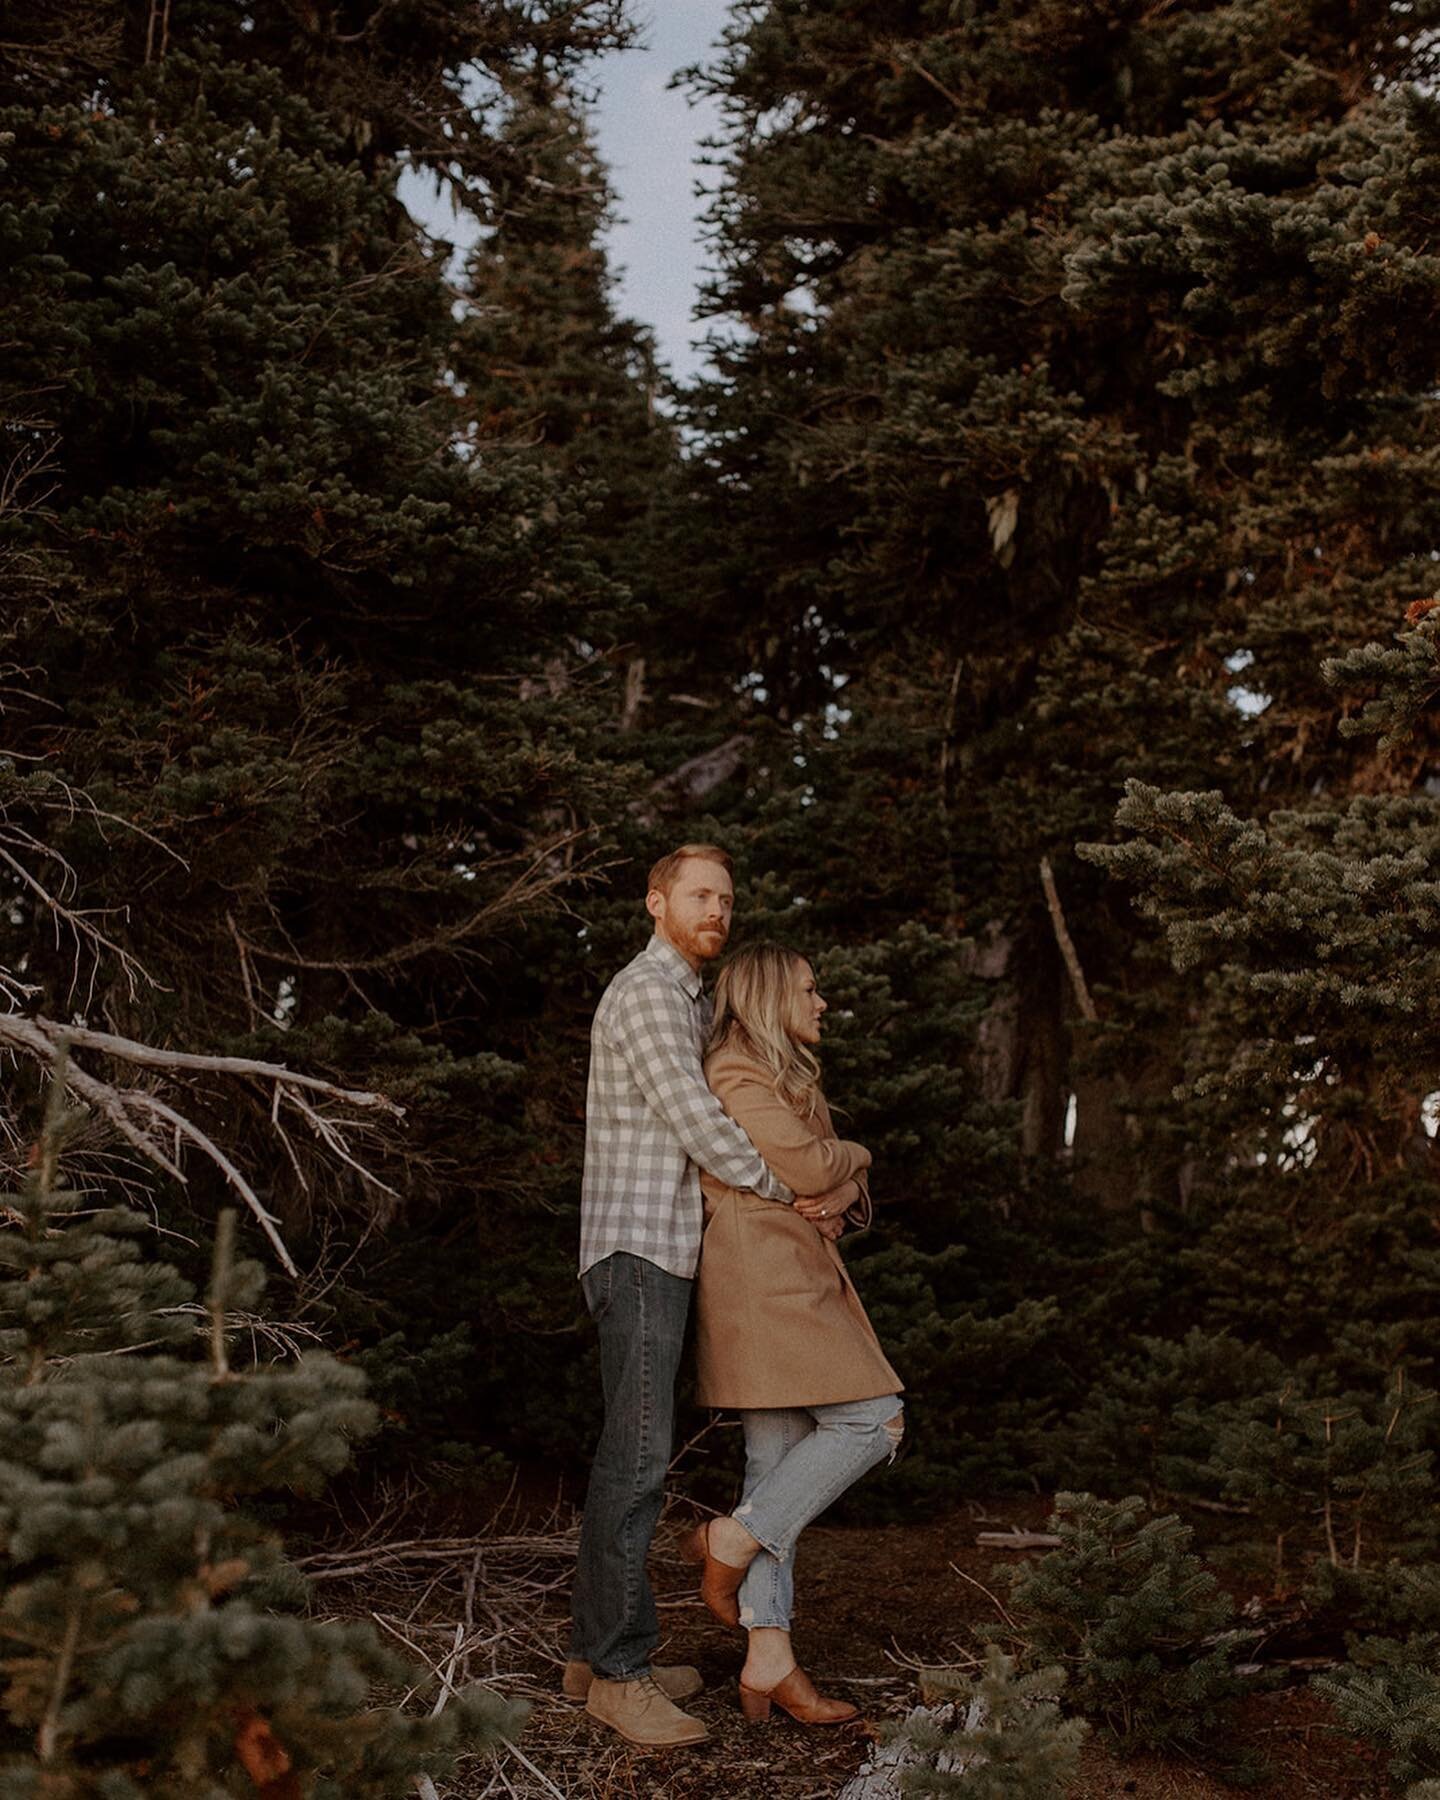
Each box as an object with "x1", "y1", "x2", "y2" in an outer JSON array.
[{"x1": 4, "y1": 0, "x2": 1440, "y2": 1792}]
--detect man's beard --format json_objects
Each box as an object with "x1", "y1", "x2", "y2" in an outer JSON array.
[{"x1": 675, "y1": 920, "x2": 728, "y2": 963}]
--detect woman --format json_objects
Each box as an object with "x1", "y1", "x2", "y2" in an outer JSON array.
[{"x1": 683, "y1": 943, "x2": 903, "y2": 1725}]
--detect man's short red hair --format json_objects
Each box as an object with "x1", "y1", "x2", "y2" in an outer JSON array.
[{"x1": 647, "y1": 843, "x2": 733, "y2": 897}]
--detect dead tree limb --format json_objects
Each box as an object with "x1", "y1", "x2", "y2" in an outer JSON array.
[
  {"x1": 1039, "y1": 856, "x2": 1098, "y2": 1023},
  {"x1": 632, "y1": 733, "x2": 750, "y2": 823},
  {"x1": 0, "y1": 1015, "x2": 406, "y2": 1277},
  {"x1": 233, "y1": 831, "x2": 592, "y2": 974}
]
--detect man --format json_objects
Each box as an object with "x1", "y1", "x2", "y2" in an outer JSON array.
[{"x1": 566, "y1": 844, "x2": 845, "y2": 1748}]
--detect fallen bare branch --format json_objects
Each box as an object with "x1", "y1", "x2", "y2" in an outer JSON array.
[{"x1": 976, "y1": 1530, "x2": 1062, "y2": 1550}]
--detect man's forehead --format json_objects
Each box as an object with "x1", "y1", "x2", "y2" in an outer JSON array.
[{"x1": 674, "y1": 859, "x2": 733, "y2": 892}]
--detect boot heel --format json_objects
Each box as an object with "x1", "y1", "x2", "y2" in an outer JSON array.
[{"x1": 739, "y1": 1684, "x2": 772, "y2": 1722}]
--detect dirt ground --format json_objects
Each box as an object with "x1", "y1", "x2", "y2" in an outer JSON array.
[{"x1": 429, "y1": 1489, "x2": 1393, "y2": 1800}]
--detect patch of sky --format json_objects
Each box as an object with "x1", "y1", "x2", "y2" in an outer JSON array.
[
  {"x1": 1277, "y1": 1107, "x2": 1319, "y2": 1169},
  {"x1": 1247, "y1": 1038, "x2": 1331, "y2": 1168},
  {"x1": 1276, "y1": 1039, "x2": 1329, "y2": 1168},
  {"x1": 587, "y1": 1, "x2": 732, "y2": 384},
  {"x1": 398, "y1": 164, "x2": 484, "y2": 280},
  {"x1": 1224, "y1": 648, "x2": 1271, "y2": 717},
  {"x1": 274, "y1": 975, "x2": 297, "y2": 1029}
]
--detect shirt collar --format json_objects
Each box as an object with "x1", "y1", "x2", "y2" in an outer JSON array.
[{"x1": 645, "y1": 933, "x2": 704, "y2": 1002}]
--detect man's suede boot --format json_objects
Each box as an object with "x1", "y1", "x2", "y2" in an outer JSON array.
[
  {"x1": 586, "y1": 1672, "x2": 708, "y2": 1747},
  {"x1": 562, "y1": 1659, "x2": 702, "y2": 1703}
]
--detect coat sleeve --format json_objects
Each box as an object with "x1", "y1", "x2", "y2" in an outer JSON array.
[
  {"x1": 709, "y1": 1062, "x2": 871, "y2": 1197},
  {"x1": 845, "y1": 1169, "x2": 874, "y2": 1232}
]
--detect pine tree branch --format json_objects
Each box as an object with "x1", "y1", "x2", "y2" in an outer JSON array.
[{"x1": 0, "y1": 770, "x2": 187, "y2": 1008}]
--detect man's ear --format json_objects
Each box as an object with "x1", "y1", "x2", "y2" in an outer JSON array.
[{"x1": 645, "y1": 888, "x2": 664, "y2": 924}]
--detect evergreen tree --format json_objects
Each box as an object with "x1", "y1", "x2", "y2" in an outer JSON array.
[
  {"x1": 867, "y1": 1648, "x2": 1080, "y2": 1792},
  {"x1": 681, "y1": 0, "x2": 1440, "y2": 1213},
  {"x1": 1211, "y1": 1371, "x2": 1439, "y2": 1589},
  {"x1": 887, "y1": 1648, "x2": 1087, "y2": 1799},
  {"x1": 0, "y1": 1, "x2": 651, "y2": 1462},
  {"x1": 665, "y1": 0, "x2": 1440, "y2": 1535},
  {"x1": 0, "y1": 1067, "x2": 520, "y2": 1794},
  {"x1": 1065, "y1": 1327, "x2": 1286, "y2": 1506},
  {"x1": 454, "y1": 74, "x2": 675, "y2": 602},
  {"x1": 1318, "y1": 1647, "x2": 1440, "y2": 1792},
  {"x1": 1000, "y1": 1493, "x2": 1252, "y2": 1759}
]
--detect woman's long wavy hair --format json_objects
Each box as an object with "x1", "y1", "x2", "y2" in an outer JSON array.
[{"x1": 707, "y1": 942, "x2": 823, "y2": 1118}]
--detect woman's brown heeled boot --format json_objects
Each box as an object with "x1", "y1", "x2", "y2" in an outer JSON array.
[
  {"x1": 680, "y1": 1520, "x2": 749, "y2": 1627},
  {"x1": 738, "y1": 1665, "x2": 858, "y2": 1725}
]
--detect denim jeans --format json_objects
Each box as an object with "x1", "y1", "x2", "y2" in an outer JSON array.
[
  {"x1": 733, "y1": 1395, "x2": 903, "y2": 1631},
  {"x1": 569, "y1": 1252, "x2": 693, "y2": 1680}
]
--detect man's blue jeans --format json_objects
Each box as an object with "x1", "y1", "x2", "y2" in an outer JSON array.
[{"x1": 569, "y1": 1252, "x2": 693, "y2": 1680}]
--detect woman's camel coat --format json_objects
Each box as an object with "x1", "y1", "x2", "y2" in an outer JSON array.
[{"x1": 695, "y1": 1040, "x2": 903, "y2": 1410}]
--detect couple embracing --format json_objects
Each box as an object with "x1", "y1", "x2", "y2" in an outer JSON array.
[{"x1": 564, "y1": 844, "x2": 903, "y2": 1748}]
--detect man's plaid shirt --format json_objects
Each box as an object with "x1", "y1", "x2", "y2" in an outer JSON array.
[{"x1": 579, "y1": 935, "x2": 792, "y2": 1279}]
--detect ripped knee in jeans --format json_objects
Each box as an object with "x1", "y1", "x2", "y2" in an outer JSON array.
[{"x1": 883, "y1": 1410, "x2": 904, "y2": 1464}]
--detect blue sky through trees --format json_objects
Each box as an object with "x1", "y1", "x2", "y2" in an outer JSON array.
[{"x1": 399, "y1": 2, "x2": 731, "y2": 383}]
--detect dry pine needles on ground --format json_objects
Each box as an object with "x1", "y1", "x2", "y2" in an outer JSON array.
[{"x1": 301, "y1": 1487, "x2": 1391, "y2": 1800}]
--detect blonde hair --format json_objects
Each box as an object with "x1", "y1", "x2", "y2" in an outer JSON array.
[
  {"x1": 707, "y1": 942, "x2": 823, "y2": 1118},
  {"x1": 647, "y1": 843, "x2": 733, "y2": 898}
]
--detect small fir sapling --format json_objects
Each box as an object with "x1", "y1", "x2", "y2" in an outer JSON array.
[
  {"x1": 1000, "y1": 1493, "x2": 1251, "y2": 1758},
  {"x1": 1207, "y1": 1372, "x2": 1438, "y2": 1590},
  {"x1": 1064, "y1": 1327, "x2": 1287, "y2": 1504},
  {"x1": 1308, "y1": 1564, "x2": 1440, "y2": 1641},
  {"x1": 887, "y1": 1648, "x2": 1087, "y2": 1799},
  {"x1": 0, "y1": 1066, "x2": 523, "y2": 1796},
  {"x1": 1316, "y1": 1648, "x2": 1440, "y2": 1789}
]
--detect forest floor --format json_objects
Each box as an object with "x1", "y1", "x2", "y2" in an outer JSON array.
[{"x1": 310, "y1": 1480, "x2": 1393, "y2": 1800}]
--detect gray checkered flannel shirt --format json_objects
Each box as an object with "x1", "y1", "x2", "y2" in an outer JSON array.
[{"x1": 579, "y1": 935, "x2": 792, "y2": 1280}]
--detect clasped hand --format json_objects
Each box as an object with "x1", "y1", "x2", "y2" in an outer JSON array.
[{"x1": 793, "y1": 1178, "x2": 858, "y2": 1240}]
